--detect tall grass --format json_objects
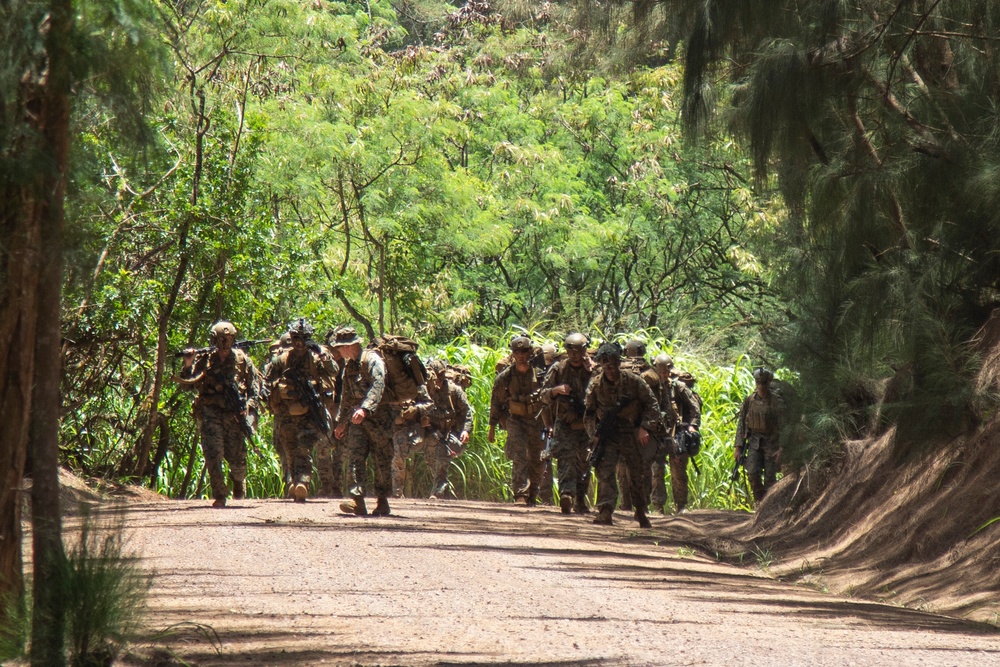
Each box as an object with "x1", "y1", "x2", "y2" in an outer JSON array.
[{"x1": 64, "y1": 506, "x2": 151, "y2": 667}]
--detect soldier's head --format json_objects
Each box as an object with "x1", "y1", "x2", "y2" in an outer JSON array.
[
  {"x1": 510, "y1": 336, "x2": 532, "y2": 365},
  {"x1": 541, "y1": 343, "x2": 558, "y2": 366},
  {"x1": 595, "y1": 341, "x2": 623, "y2": 381},
  {"x1": 329, "y1": 326, "x2": 363, "y2": 359},
  {"x1": 653, "y1": 353, "x2": 674, "y2": 381},
  {"x1": 564, "y1": 332, "x2": 588, "y2": 365},
  {"x1": 287, "y1": 318, "x2": 314, "y2": 351},
  {"x1": 210, "y1": 321, "x2": 237, "y2": 351},
  {"x1": 427, "y1": 359, "x2": 448, "y2": 388},
  {"x1": 753, "y1": 367, "x2": 774, "y2": 395},
  {"x1": 624, "y1": 338, "x2": 647, "y2": 359}
]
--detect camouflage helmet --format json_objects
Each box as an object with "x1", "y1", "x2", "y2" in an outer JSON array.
[
  {"x1": 510, "y1": 335, "x2": 532, "y2": 352},
  {"x1": 209, "y1": 321, "x2": 237, "y2": 345},
  {"x1": 541, "y1": 343, "x2": 558, "y2": 365},
  {"x1": 653, "y1": 354, "x2": 674, "y2": 371},
  {"x1": 624, "y1": 338, "x2": 646, "y2": 358},
  {"x1": 753, "y1": 367, "x2": 774, "y2": 384},
  {"x1": 427, "y1": 358, "x2": 448, "y2": 376},
  {"x1": 287, "y1": 318, "x2": 314, "y2": 339},
  {"x1": 676, "y1": 370, "x2": 696, "y2": 386},
  {"x1": 594, "y1": 341, "x2": 623, "y2": 363},
  {"x1": 564, "y1": 332, "x2": 588, "y2": 349}
]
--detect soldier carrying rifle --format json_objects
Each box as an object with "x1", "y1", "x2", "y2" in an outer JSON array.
[
  {"x1": 177, "y1": 321, "x2": 261, "y2": 508},
  {"x1": 734, "y1": 367, "x2": 785, "y2": 505}
]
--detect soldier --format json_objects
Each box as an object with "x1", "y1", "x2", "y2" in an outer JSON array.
[
  {"x1": 262, "y1": 319, "x2": 336, "y2": 503},
  {"x1": 584, "y1": 342, "x2": 660, "y2": 528},
  {"x1": 178, "y1": 321, "x2": 260, "y2": 508},
  {"x1": 539, "y1": 333, "x2": 594, "y2": 514},
  {"x1": 617, "y1": 338, "x2": 652, "y2": 511},
  {"x1": 537, "y1": 342, "x2": 559, "y2": 505},
  {"x1": 262, "y1": 333, "x2": 293, "y2": 493},
  {"x1": 317, "y1": 331, "x2": 345, "y2": 498},
  {"x1": 735, "y1": 367, "x2": 784, "y2": 504},
  {"x1": 331, "y1": 327, "x2": 395, "y2": 516},
  {"x1": 488, "y1": 335, "x2": 545, "y2": 506},
  {"x1": 643, "y1": 355, "x2": 701, "y2": 514},
  {"x1": 421, "y1": 359, "x2": 473, "y2": 499},
  {"x1": 390, "y1": 387, "x2": 432, "y2": 498}
]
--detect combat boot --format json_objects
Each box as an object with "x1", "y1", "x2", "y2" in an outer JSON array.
[
  {"x1": 593, "y1": 506, "x2": 614, "y2": 525},
  {"x1": 560, "y1": 494, "x2": 573, "y2": 514},
  {"x1": 232, "y1": 480, "x2": 245, "y2": 500},
  {"x1": 634, "y1": 509, "x2": 652, "y2": 529},
  {"x1": 340, "y1": 495, "x2": 368, "y2": 516},
  {"x1": 212, "y1": 496, "x2": 226, "y2": 508},
  {"x1": 293, "y1": 483, "x2": 308, "y2": 503},
  {"x1": 372, "y1": 496, "x2": 391, "y2": 516},
  {"x1": 573, "y1": 498, "x2": 590, "y2": 514}
]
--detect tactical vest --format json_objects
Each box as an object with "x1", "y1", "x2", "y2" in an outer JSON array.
[{"x1": 746, "y1": 393, "x2": 779, "y2": 434}]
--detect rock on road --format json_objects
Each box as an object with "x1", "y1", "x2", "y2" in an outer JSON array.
[{"x1": 118, "y1": 498, "x2": 999, "y2": 666}]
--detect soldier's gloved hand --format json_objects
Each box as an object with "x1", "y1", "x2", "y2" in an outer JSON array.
[
  {"x1": 182, "y1": 348, "x2": 197, "y2": 367},
  {"x1": 400, "y1": 405, "x2": 419, "y2": 421}
]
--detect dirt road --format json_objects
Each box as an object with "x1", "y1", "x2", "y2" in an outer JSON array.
[{"x1": 118, "y1": 498, "x2": 999, "y2": 666}]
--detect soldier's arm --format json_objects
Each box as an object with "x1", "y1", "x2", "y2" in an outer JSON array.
[
  {"x1": 734, "y1": 397, "x2": 750, "y2": 449},
  {"x1": 454, "y1": 385, "x2": 474, "y2": 435},
  {"x1": 538, "y1": 363, "x2": 560, "y2": 404},
  {"x1": 634, "y1": 375, "x2": 661, "y2": 433},
  {"x1": 488, "y1": 369, "x2": 509, "y2": 427},
  {"x1": 360, "y1": 353, "x2": 387, "y2": 413},
  {"x1": 583, "y1": 376, "x2": 599, "y2": 438}
]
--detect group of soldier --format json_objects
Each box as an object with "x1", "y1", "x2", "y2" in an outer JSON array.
[{"x1": 175, "y1": 320, "x2": 784, "y2": 525}]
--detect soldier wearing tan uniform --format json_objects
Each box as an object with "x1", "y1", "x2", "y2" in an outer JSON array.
[
  {"x1": 488, "y1": 336, "x2": 545, "y2": 506},
  {"x1": 179, "y1": 321, "x2": 260, "y2": 508},
  {"x1": 735, "y1": 367, "x2": 784, "y2": 504}
]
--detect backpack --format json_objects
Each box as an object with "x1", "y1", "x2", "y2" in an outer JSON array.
[{"x1": 368, "y1": 334, "x2": 427, "y2": 404}]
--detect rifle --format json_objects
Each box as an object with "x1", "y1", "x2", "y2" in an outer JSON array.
[
  {"x1": 676, "y1": 423, "x2": 702, "y2": 474},
  {"x1": 222, "y1": 380, "x2": 256, "y2": 442},
  {"x1": 173, "y1": 339, "x2": 270, "y2": 358},
  {"x1": 540, "y1": 428, "x2": 554, "y2": 461},
  {"x1": 587, "y1": 397, "x2": 634, "y2": 469},
  {"x1": 730, "y1": 441, "x2": 748, "y2": 482},
  {"x1": 288, "y1": 367, "x2": 331, "y2": 433}
]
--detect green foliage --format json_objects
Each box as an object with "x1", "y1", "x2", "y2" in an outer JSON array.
[{"x1": 0, "y1": 587, "x2": 29, "y2": 661}]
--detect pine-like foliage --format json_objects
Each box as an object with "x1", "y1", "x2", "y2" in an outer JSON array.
[{"x1": 579, "y1": 0, "x2": 1000, "y2": 456}]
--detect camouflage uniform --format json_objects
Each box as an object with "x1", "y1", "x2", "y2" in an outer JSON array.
[
  {"x1": 489, "y1": 341, "x2": 545, "y2": 504},
  {"x1": 641, "y1": 367, "x2": 701, "y2": 512},
  {"x1": 584, "y1": 366, "x2": 660, "y2": 519},
  {"x1": 419, "y1": 372, "x2": 473, "y2": 498},
  {"x1": 340, "y1": 349, "x2": 394, "y2": 502},
  {"x1": 181, "y1": 345, "x2": 259, "y2": 504},
  {"x1": 263, "y1": 342, "x2": 336, "y2": 494},
  {"x1": 390, "y1": 387, "x2": 433, "y2": 498},
  {"x1": 317, "y1": 348, "x2": 344, "y2": 497},
  {"x1": 735, "y1": 373, "x2": 784, "y2": 503},
  {"x1": 616, "y1": 354, "x2": 651, "y2": 510},
  {"x1": 263, "y1": 339, "x2": 293, "y2": 491},
  {"x1": 540, "y1": 357, "x2": 594, "y2": 512}
]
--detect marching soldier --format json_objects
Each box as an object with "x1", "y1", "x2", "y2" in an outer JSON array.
[
  {"x1": 489, "y1": 336, "x2": 545, "y2": 506},
  {"x1": 735, "y1": 367, "x2": 784, "y2": 504},
  {"x1": 584, "y1": 342, "x2": 660, "y2": 527},
  {"x1": 178, "y1": 321, "x2": 260, "y2": 508}
]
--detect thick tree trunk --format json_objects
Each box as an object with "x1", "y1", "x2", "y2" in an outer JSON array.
[
  {"x1": 0, "y1": 191, "x2": 41, "y2": 631},
  {"x1": 30, "y1": 0, "x2": 73, "y2": 662}
]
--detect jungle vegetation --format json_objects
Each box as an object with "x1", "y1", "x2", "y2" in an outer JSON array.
[{"x1": 5, "y1": 0, "x2": 1000, "y2": 660}]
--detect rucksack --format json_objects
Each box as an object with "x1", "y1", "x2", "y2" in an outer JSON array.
[{"x1": 368, "y1": 334, "x2": 427, "y2": 404}]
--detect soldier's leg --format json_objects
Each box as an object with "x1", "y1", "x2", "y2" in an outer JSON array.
[
  {"x1": 314, "y1": 433, "x2": 335, "y2": 497},
  {"x1": 329, "y1": 441, "x2": 345, "y2": 498},
  {"x1": 594, "y1": 441, "x2": 621, "y2": 518},
  {"x1": 538, "y1": 459, "x2": 555, "y2": 505},
  {"x1": 345, "y1": 422, "x2": 373, "y2": 500},
  {"x1": 523, "y1": 426, "x2": 545, "y2": 505},
  {"x1": 506, "y1": 418, "x2": 530, "y2": 499},
  {"x1": 391, "y1": 423, "x2": 413, "y2": 498},
  {"x1": 744, "y1": 446, "x2": 766, "y2": 504},
  {"x1": 620, "y1": 436, "x2": 651, "y2": 527},
  {"x1": 424, "y1": 433, "x2": 452, "y2": 498},
  {"x1": 668, "y1": 452, "x2": 689, "y2": 512},
  {"x1": 650, "y1": 436, "x2": 669, "y2": 512},
  {"x1": 617, "y1": 461, "x2": 633, "y2": 511},
  {"x1": 272, "y1": 414, "x2": 293, "y2": 493},
  {"x1": 366, "y1": 412, "x2": 395, "y2": 512},
  {"x1": 762, "y1": 442, "x2": 780, "y2": 498},
  {"x1": 200, "y1": 408, "x2": 229, "y2": 505},
  {"x1": 222, "y1": 415, "x2": 248, "y2": 500}
]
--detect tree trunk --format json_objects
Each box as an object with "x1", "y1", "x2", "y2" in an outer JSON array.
[{"x1": 30, "y1": 0, "x2": 73, "y2": 661}]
